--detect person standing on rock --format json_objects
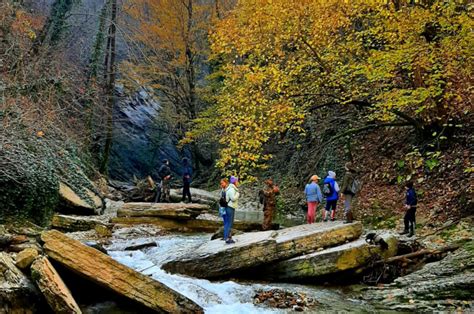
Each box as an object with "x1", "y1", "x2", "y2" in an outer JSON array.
[
  {"x1": 181, "y1": 157, "x2": 192, "y2": 203},
  {"x1": 322, "y1": 171, "x2": 340, "y2": 221},
  {"x1": 305, "y1": 175, "x2": 322, "y2": 224},
  {"x1": 218, "y1": 178, "x2": 229, "y2": 236},
  {"x1": 224, "y1": 176, "x2": 240, "y2": 244},
  {"x1": 400, "y1": 181, "x2": 417, "y2": 237},
  {"x1": 341, "y1": 162, "x2": 360, "y2": 223},
  {"x1": 158, "y1": 159, "x2": 172, "y2": 202},
  {"x1": 259, "y1": 178, "x2": 280, "y2": 230}
]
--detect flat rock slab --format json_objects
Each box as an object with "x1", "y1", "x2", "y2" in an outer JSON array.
[
  {"x1": 118, "y1": 202, "x2": 210, "y2": 220},
  {"x1": 111, "y1": 216, "x2": 278, "y2": 233},
  {"x1": 170, "y1": 188, "x2": 218, "y2": 205},
  {"x1": 41, "y1": 230, "x2": 202, "y2": 313},
  {"x1": 51, "y1": 214, "x2": 106, "y2": 232},
  {"x1": 162, "y1": 221, "x2": 363, "y2": 278},
  {"x1": 31, "y1": 256, "x2": 82, "y2": 313},
  {"x1": 259, "y1": 233, "x2": 398, "y2": 281},
  {"x1": 58, "y1": 182, "x2": 103, "y2": 215}
]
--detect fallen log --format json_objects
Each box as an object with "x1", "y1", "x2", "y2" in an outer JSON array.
[
  {"x1": 162, "y1": 221, "x2": 363, "y2": 279},
  {"x1": 31, "y1": 256, "x2": 82, "y2": 314},
  {"x1": 0, "y1": 252, "x2": 42, "y2": 312},
  {"x1": 51, "y1": 214, "x2": 105, "y2": 232},
  {"x1": 117, "y1": 202, "x2": 209, "y2": 220},
  {"x1": 41, "y1": 230, "x2": 202, "y2": 313},
  {"x1": 374, "y1": 244, "x2": 461, "y2": 265},
  {"x1": 257, "y1": 233, "x2": 398, "y2": 281},
  {"x1": 111, "y1": 216, "x2": 278, "y2": 233}
]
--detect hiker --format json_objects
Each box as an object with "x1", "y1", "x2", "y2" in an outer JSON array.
[
  {"x1": 322, "y1": 171, "x2": 340, "y2": 221},
  {"x1": 304, "y1": 175, "x2": 322, "y2": 224},
  {"x1": 224, "y1": 176, "x2": 240, "y2": 244},
  {"x1": 158, "y1": 159, "x2": 172, "y2": 202},
  {"x1": 259, "y1": 178, "x2": 280, "y2": 230},
  {"x1": 182, "y1": 157, "x2": 192, "y2": 203},
  {"x1": 341, "y1": 162, "x2": 359, "y2": 223},
  {"x1": 218, "y1": 178, "x2": 229, "y2": 236},
  {"x1": 400, "y1": 181, "x2": 417, "y2": 237}
]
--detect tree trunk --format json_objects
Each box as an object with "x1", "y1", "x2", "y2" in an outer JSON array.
[{"x1": 100, "y1": 0, "x2": 117, "y2": 175}]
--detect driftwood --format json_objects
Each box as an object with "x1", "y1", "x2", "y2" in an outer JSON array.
[
  {"x1": 375, "y1": 244, "x2": 461, "y2": 265},
  {"x1": 41, "y1": 230, "x2": 202, "y2": 313}
]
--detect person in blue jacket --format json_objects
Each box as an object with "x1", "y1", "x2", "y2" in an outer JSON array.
[
  {"x1": 304, "y1": 175, "x2": 322, "y2": 224},
  {"x1": 401, "y1": 181, "x2": 417, "y2": 237},
  {"x1": 322, "y1": 171, "x2": 340, "y2": 221}
]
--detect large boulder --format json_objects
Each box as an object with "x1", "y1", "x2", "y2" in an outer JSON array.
[
  {"x1": 257, "y1": 233, "x2": 398, "y2": 281},
  {"x1": 162, "y1": 221, "x2": 363, "y2": 279},
  {"x1": 30, "y1": 256, "x2": 82, "y2": 313},
  {"x1": 41, "y1": 230, "x2": 202, "y2": 313},
  {"x1": 58, "y1": 182, "x2": 104, "y2": 215}
]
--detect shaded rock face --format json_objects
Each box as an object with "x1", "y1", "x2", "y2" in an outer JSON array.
[
  {"x1": 0, "y1": 252, "x2": 44, "y2": 313},
  {"x1": 109, "y1": 88, "x2": 187, "y2": 182}
]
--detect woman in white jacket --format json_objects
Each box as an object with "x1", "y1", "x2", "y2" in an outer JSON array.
[{"x1": 224, "y1": 176, "x2": 240, "y2": 244}]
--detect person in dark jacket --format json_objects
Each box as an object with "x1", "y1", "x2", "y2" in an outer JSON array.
[
  {"x1": 401, "y1": 181, "x2": 417, "y2": 237},
  {"x1": 341, "y1": 162, "x2": 358, "y2": 223},
  {"x1": 181, "y1": 157, "x2": 192, "y2": 203},
  {"x1": 158, "y1": 159, "x2": 172, "y2": 202},
  {"x1": 323, "y1": 171, "x2": 340, "y2": 221},
  {"x1": 259, "y1": 178, "x2": 280, "y2": 230}
]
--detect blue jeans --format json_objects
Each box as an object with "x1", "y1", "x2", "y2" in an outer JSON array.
[{"x1": 223, "y1": 206, "x2": 235, "y2": 239}]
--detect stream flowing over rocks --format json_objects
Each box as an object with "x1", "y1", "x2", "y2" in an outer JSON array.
[{"x1": 103, "y1": 231, "x2": 374, "y2": 313}]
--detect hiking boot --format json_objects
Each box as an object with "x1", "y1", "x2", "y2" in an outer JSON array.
[
  {"x1": 331, "y1": 218, "x2": 335, "y2": 222},
  {"x1": 225, "y1": 238, "x2": 235, "y2": 244},
  {"x1": 399, "y1": 230, "x2": 409, "y2": 235}
]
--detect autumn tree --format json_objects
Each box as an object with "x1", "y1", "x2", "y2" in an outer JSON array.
[
  {"x1": 121, "y1": 0, "x2": 235, "y2": 174},
  {"x1": 186, "y1": 0, "x2": 473, "y2": 179}
]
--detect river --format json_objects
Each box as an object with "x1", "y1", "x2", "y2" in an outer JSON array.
[{"x1": 83, "y1": 228, "x2": 377, "y2": 313}]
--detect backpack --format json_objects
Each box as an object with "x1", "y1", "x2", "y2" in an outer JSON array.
[
  {"x1": 350, "y1": 178, "x2": 361, "y2": 194},
  {"x1": 323, "y1": 182, "x2": 333, "y2": 197},
  {"x1": 219, "y1": 190, "x2": 228, "y2": 207}
]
